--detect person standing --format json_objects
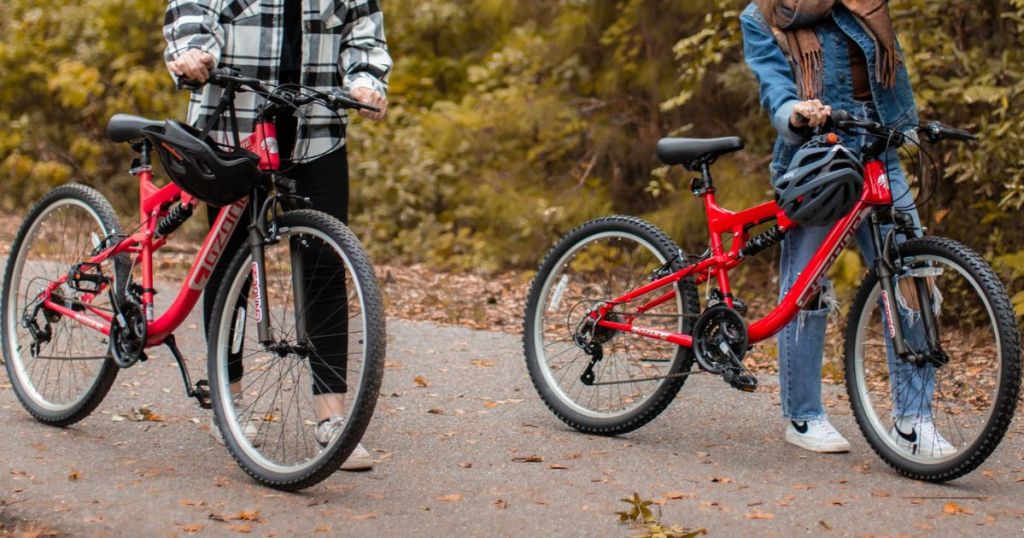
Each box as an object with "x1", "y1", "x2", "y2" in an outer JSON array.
[
  {"x1": 740, "y1": 0, "x2": 951, "y2": 454},
  {"x1": 164, "y1": 0, "x2": 391, "y2": 470}
]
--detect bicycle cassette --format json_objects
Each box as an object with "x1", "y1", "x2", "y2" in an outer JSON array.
[{"x1": 110, "y1": 301, "x2": 147, "y2": 368}]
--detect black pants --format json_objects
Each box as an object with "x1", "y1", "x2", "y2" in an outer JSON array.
[{"x1": 203, "y1": 111, "x2": 351, "y2": 395}]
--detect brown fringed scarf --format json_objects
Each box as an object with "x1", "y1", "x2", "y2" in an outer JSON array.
[{"x1": 757, "y1": 0, "x2": 898, "y2": 99}]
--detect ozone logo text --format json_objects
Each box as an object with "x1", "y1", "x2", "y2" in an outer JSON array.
[{"x1": 187, "y1": 201, "x2": 246, "y2": 291}]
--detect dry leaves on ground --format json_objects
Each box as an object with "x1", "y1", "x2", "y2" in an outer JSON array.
[
  {"x1": 438, "y1": 494, "x2": 463, "y2": 502},
  {"x1": 512, "y1": 455, "x2": 544, "y2": 463},
  {"x1": 745, "y1": 510, "x2": 775, "y2": 520}
]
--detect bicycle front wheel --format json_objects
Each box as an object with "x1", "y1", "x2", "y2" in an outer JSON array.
[
  {"x1": 845, "y1": 236, "x2": 1020, "y2": 481},
  {"x1": 207, "y1": 209, "x2": 385, "y2": 490}
]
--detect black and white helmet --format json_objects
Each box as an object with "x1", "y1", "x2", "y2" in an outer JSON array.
[{"x1": 774, "y1": 141, "x2": 863, "y2": 227}]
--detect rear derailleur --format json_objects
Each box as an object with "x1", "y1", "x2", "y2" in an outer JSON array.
[
  {"x1": 692, "y1": 304, "x2": 757, "y2": 392},
  {"x1": 571, "y1": 304, "x2": 618, "y2": 386}
]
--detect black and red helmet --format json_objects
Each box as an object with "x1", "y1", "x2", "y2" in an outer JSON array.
[
  {"x1": 774, "y1": 141, "x2": 864, "y2": 227},
  {"x1": 147, "y1": 120, "x2": 261, "y2": 206}
]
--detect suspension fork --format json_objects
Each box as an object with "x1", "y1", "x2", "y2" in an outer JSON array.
[{"x1": 868, "y1": 212, "x2": 946, "y2": 366}]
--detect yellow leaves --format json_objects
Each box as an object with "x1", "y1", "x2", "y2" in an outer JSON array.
[
  {"x1": 48, "y1": 59, "x2": 103, "y2": 110},
  {"x1": 413, "y1": 375, "x2": 430, "y2": 388},
  {"x1": 943, "y1": 502, "x2": 974, "y2": 515},
  {"x1": 182, "y1": 523, "x2": 204, "y2": 533},
  {"x1": 67, "y1": 469, "x2": 81, "y2": 481},
  {"x1": 744, "y1": 510, "x2": 775, "y2": 520},
  {"x1": 438, "y1": 494, "x2": 463, "y2": 502}
]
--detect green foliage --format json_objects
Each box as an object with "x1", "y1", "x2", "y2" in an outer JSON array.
[
  {"x1": 0, "y1": 0, "x2": 181, "y2": 211},
  {"x1": 0, "y1": 0, "x2": 1021, "y2": 276}
]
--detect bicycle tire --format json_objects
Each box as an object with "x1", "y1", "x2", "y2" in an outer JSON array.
[
  {"x1": 1, "y1": 183, "x2": 127, "y2": 425},
  {"x1": 207, "y1": 209, "x2": 385, "y2": 490},
  {"x1": 523, "y1": 216, "x2": 700, "y2": 435},
  {"x1": 844, "y1": 236, "x2": 1021, "y2": 481}
]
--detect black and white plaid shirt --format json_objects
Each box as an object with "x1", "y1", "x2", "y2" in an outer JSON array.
[{"x1": 163, "y1": 0, "x2": 391, "y2": 161}]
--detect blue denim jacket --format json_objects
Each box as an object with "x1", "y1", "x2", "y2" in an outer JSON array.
[{"x1": 740, "y1": 2, "x2": 918, "y2": 178}]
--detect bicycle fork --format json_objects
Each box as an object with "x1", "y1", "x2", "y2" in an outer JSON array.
[{"x1": 868, "y1": 213, "x2": 947, "y2": 368}]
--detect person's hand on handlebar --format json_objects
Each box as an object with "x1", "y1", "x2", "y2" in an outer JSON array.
[
  {"x1": 790, "y1": 99, "x2": 832, "y2": 128},
  {"x1": 168, "y1": 49, "x2": 216, "y2": 83},
  {"x1": 349, "y1": 87, "x2": 388, "y2": 121}
]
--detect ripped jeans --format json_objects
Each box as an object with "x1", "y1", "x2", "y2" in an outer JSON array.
[{"x1": 776, "y1": 104, "x2": 935, "y2": 421}]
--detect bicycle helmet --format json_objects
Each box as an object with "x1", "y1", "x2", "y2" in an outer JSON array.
[
  {"x1": 147, "y1": 120, "x2": 261, "y2": 206},
  {"x1": 774, "y1": 140, "x2": 864, "y2": 227}
]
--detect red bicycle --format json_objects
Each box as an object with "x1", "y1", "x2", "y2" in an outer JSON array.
[
  {"x1": 2, "y1": 68, "x2": 385, "y2": 490},
  {"x1": 524, "y1": 111, "x2": 1020, "y2": 481}
]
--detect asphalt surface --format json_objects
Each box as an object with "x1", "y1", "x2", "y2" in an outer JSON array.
[{"x1": 2, "y1": 309, "x2": 1024, "y2": 537}]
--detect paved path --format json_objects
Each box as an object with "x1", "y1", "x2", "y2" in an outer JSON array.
[{"x1": 2, "y1": 312, "x2": 1023, "y2": 536}]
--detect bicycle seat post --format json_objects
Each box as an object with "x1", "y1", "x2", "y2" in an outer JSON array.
[{"x1": 690, "y1": 161, "x2": 715, "y2": 198}]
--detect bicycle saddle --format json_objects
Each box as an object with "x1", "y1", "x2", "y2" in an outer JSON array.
[
  {"x1": 656, "y1": 136, "x2": 744, "y2": 167},
  {"x1": 107, "y1": 114, "x2": 164, "y2": 143}
]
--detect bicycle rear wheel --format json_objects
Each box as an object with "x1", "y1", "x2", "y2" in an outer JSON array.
[
  {"x1": 845, "y1": 236, "x2": 1020, "y2": 481},
  {"x1": 523, "y1": 216, "x2": 699, "y2": 435},
  {"x1": 207, "y1": 209, "x2": 385, "y2": 490},
  {"x1": 1, "y1": 184, "x2": 126, "y2": 425}
]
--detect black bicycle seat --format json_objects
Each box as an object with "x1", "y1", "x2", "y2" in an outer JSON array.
[
  {"x1": 656, "y1": 136, "x2": 744, "y2": 167},
  {"x1": 107, "y1": 114, "x2": 164, "y2": 143}
]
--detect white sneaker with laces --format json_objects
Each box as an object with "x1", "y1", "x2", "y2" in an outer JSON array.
[
  {"x1": 315, "y1": 415, "x2": 374, "y2": 471},
  {"x1": 786, "y1": 418, "x2": 851, "y2": 453},
  {"x1": 889, "y1": 415, "x2": 957, "y2": 457}
]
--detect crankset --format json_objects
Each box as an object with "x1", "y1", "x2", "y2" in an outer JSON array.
[
  {"x1": 110, "y1": 299, "x2": 147, "y2": 368},
  {"x1": 692, "y1": 304, "x2": 757, "y2": 392}
]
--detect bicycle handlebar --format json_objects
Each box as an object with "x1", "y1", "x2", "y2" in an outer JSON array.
[
  {"x1": 827, "y1": 109, "x2": 978, "y2": 144},
  {"x1": 177, "y1": 67, "x2": 381, "y2": 113}
]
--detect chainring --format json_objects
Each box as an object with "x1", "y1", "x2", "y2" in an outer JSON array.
[
  {"x1": 110, "y1": 301, "x2": 147, "y2": 368},
  {"x1": 692, "y1": 304, "x2": 748, "y2": 374}
]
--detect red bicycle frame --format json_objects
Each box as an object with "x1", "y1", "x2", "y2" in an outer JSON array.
[
  {"x1": 38, "y1": 120, "x2": 280, "y2": 348},
  {"x1": 595, "y1": 157, "x2": 894, "y2": 348}
]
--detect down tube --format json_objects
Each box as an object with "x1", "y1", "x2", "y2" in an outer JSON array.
[
  {"x1": 145, "y1": 200, "x2": 248, "y2": 346},
  {"x1": 747, "y1": 204, "x2": 871, "y2": 343}
]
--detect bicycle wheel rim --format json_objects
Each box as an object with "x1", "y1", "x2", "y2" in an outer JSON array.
[
  {"x1": 532, "y1": 231, "x2": 683, "y2": 420},
  {"x1": 851, "y1": 254, "x2": 1002, "y2": 466},
  {"x1": 213, "y1": 225, "x2": 370, "y2": 475},
  {"x1": 5, "y1": 199, "x2": 113, "y2": 412}
]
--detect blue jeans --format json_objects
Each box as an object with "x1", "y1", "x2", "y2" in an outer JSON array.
[{"x1": 776, "y1": 102, "x2": 935, "y2": 421}]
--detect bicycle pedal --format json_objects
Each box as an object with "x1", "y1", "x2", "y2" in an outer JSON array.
[
  {"x1": 723, "y1": 369, "x2": 758, "y2": 392},
  {"x1": 193, "y1": 380, "x2": 213, "y2": 409}
]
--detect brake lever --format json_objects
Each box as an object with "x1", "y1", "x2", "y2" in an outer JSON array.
[{"x1": 327, "y1": 90, "x2": 381, "y2": 113}]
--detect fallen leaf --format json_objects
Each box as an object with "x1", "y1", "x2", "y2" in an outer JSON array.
[
  {"x1": 427, "y1": 408, "x2": 444, "y2": 415},
  {"x1": 871, "y1": 490, "x2": 890, "y2": 498},
  {"x1": 829, "y1": 499, "x2": 845, "y2": 506},
  {"x1": 208, "y1": 513, "x2": 227, "y2": 522},
  {"x1": 818, "y1": 520, "x2": 832, "y2": 531},
  {"x1": 709, "y1": 476, "x2": 733, "y2": 484},
  {"x1": 471, "y1": 359, "x2": 496, "y2": 367},
  {"x1": 493, "y1": 499, "x2": 508, "y2": 510},
  {"x1": 548, "y1": 464, "x2": 568, "y2": 470},
  {"x1": 180, "y1": 499, "x2": 206, "y2": 507},
  {"x1": 68, "y1": 470, "x2": 81, "y2": 481},
  {"x1": 482, "y1": 401, "x2": 499, "y2": 409},
  {"x1": 664, "y1": 492, "x2": 695, "y2": 500},
  {"x1": 791, "y1": 483, "x2": 815, "y2": 490},
  {"x1": 438, "y1": 494, "x2": 463, "y2": 502},
  {"x1": 414, "y1": 375, "x2": 430, "y2": 388},
  {"x1": 344, "y1": 513, "x2": 378, "y2": 521},
  {"x1": 943, "y1": 502, "x2": 973, "y2": 515},
  {"x1": 745, "y1": 510, "x2": 774, "y2": 520},
  {"x1": 183, "y1": 523, "x2": 204, "y2": 533},
  {"x1": 83, "y1": 516, "x2": 103, "y2": 523},
  {"x1": 228, "y1": 523, "x2": 252, "y2": 533},
  {"x1": 315, "y1": 524, "x2": 332, "y2": 532},
  {"x1": 512, "y1": 455, "x2": 544, "y2": 463},
  {"x1": 233, "y1": 510, "x2": 260, "y2": 522},
  {"x1": 458, "y1": 462, "x2": 473, "y2": 469}
]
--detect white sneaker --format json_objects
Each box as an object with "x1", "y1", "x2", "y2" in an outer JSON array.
[
  {"x1": 890, "y1": 415, "x2": 957, "y2": 457},
  {"x1": 209, "y1": 414, "x2": 261, "y2": 447},
  {"x1": 786, "y1": 419, "x2": 851, "y2": 453},
  {"x1": 315, "y1": 415, "x2": 373, "y2": 471}
]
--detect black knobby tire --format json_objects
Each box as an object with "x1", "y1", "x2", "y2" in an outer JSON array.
[
  {"x1": 844, "y1": 236, "x2": 1021, "y2": 481},
  {"x1": 523, "y1": 216, "x2": 700, "y2": 435},
  {"x1": 1, "y1": 183, "x2": 127, "y2": 426},
  {"x1": 207, "y1": 209, "x2": 385, "y2": 490}
]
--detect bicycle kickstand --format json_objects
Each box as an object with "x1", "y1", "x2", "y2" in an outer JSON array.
[{"x1": 164, "y1": 334, "x2": 212, "y2": 409}]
